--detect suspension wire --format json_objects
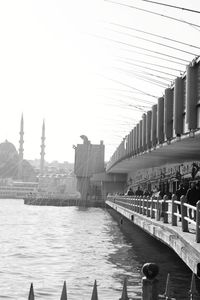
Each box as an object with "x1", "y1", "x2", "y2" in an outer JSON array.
[
  {"x1": 116, "y1": 56, "x2": 183, "y2": 72},
  {"x1": 114, "y1": 66, "x2": 169, "y2": 87},
  {"x1": 105, "y1": 0, "x2": 200, "y2": 29},
  {"x1": 96, "y1": 34, "x2": 189, "y2": 63},
  {"x1": 117, "y1": 47, "x2": 187, "y2": 66},
  {"x1": 130, "y1": 0, "x2": 200, "y2": 15},
  {"x1": 102, "y1": 75, "x2": 159, "y2": 98},
  {"x1": 119, "y1": 60, "x2": 178, "y2": 77},
  {"x1": 118, "y1": 66, "x2": 173, "y2": 81},
  {"x1": 108, "y1": 28, "x2": 198, "y2": 56},
  {"x1": 110, "y1": 22, "x2": 200, "y2": 50}
]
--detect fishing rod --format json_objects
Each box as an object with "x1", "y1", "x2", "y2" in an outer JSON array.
[
  {"x1": 110, "y1": 22, "x2": 200, "y2": 50},
  {"x1": 108, "y1": 28, "x2": 198, "y2": 56},
  {"x1": 105, "y1": 0, "x2": 200, "y2": 29}
]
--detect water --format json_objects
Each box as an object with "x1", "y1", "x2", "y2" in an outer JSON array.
[{"x1": 0, "y1": 199, "x2": 192, "y2": 299}]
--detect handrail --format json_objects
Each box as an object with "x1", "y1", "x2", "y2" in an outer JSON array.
[{"x1": 107, "y1": 194, "x2": 200, "y2": 243}]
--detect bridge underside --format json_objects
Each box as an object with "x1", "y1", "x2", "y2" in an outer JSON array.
[{"x1": 107, "y1": 131, "x2": 200, "y2": 174}]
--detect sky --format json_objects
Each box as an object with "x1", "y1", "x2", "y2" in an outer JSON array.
[{"x1": 0, "y1": 0, "x2": 200, "y2": 163}]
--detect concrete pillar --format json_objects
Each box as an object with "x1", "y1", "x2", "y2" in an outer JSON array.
[
  {"x1": 186, "y1": 64, "x2": 198, "y2": 130},
  {"x1": 174, "y1": 77, "x2": 184, "y2": 136},
  {"x1": 164, "y1": 88, "x2": 173, "y2": 140},
  {"x1": 146, "y1": 110, "x2": 152, "y2": 150},
  {"x1": 151, "y1": 104, "x2": 157, "y2": 147},
  {"x1": 157, "y1": 97, "x2": 164, "y2": 144}
]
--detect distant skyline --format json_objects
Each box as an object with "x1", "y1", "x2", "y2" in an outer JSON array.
[{"x1": 0, "y1": 0, "x2": 200, "y2": 163}]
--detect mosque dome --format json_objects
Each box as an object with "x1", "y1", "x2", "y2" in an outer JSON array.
[
  {"x1": 0, "y1": 140, "x2": 19, "y2": 178},
  {"x1": 0, "y1": 140, "x2": 36, "y2": 180}
]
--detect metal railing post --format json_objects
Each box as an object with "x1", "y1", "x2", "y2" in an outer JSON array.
[
  {"x1": 142, "y1": 198, "x2": 146, "y2": 215},
  {"x1": 150, "y1": 197, "x2": 155, "y2": 219},
  {"x1": 171, "y1": 194, "x2": 177, "y2": 226},
  {"x1": 146, "y1": 196, "x2": 150, "y2": 217},
  {"x1": 156, "y1": 195, "x2": 162, "y2": 221},
  {"x1": 139, "y1": 196, "x2": 143, "y2": 214},
  {"x1": 196, "y1": 201, "x2": 200, "y2": 243},
  {"x1": 163, "y1": 195, "x2": 168, "y2": 223},
  {"x1": 181, "y1": 195, "x2": 189, "y2": 232}
]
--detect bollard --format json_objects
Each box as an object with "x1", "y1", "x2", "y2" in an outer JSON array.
[
  {"x1": 181, "y1": 195, "x2": 189, "y2": 232},
  {"x1": 91, "y1": 280, "x2": 98, "y2": 300},
  {"x1": 163, "y1": 195, "x2": 168, "y2": 224},
  {"x1": 119, "y1": 278, "x2": 129, "y2": 300},
  {"x1": 171, "y1": 195, "x2": 177, "y2": 226},
  {"x1": 28, "y1": 283, "x2": 34, "y2": 300},
  {"x1": 60, "y1": 281, "x2": 67, "y2": 300},
  {"x1": 142, "y1": 263, "x2": 159, "y2": 300}
]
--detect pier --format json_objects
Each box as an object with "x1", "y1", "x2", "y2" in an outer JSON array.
[{"x1": 106, "y1": 194, "x2": 200, "y2": 275}]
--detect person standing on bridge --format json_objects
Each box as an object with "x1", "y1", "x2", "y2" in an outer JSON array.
[
  {"x1": 135, "y1": 186, "x2": 143, "y2": 196},
  {"x1": 186, "y1": 182, "x2": 198, "y2": 220}
]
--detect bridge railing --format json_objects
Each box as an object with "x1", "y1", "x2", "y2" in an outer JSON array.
[{"x1": 107, "y1": 194, "x2": 200, "y2": 243}]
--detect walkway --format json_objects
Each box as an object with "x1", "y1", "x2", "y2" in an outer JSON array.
[{"x1": 106, "y1": 195, "x2": 200, "y2": 275}]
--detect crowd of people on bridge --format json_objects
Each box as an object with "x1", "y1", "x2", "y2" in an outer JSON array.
[{"x1": 125, "y1": 181, "x2": 200, "y2": 221}]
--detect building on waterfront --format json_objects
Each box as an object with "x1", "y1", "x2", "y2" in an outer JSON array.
[
  {"x1": 74, "y1": 136, "x2": 126, "y2": 200},
  {"x1": 106, "y1": 56, "x2": 200, "y2": 197}
]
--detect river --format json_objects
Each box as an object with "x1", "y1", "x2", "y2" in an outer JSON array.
[{"x1": 0, "y1": 199, "x2": 192, "y2": 299}]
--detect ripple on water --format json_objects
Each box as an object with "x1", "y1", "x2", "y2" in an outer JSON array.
[{"x1": 0, "y1": 200, "x2": 193, "y2": 300}]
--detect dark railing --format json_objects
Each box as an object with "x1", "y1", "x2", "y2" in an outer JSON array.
[
  {"x1": 26, "y1": 262, "x2": 199, "y2": 300},
  {"x1": 107, "y1": 194, "x2": 200, "y2": 243}
]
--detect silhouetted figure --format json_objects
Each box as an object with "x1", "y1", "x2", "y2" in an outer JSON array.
[
  {"x1": 135, "y1": 186, "x2": 143, "y2": 196},
  {"x1": 127, "y1": 187, "x2": 134, "y2": 196},
  {"x1": 186, "y1": 182, "x2": 198, "y2": 220},
  {"x1": 176, "y1": 183, "x2": 187, "y2": 219}
]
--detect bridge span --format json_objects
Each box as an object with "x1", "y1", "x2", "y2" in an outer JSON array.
[{"x1": 106, "y1": 194, "x2": 200, "y2": 276}]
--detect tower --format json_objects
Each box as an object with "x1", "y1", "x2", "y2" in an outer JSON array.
[
  {"x1": 18, "y1": 113, "x2": 24, "y2": 179},
  {"x1": 40, "y1": 120, "x2": 45, "y2": 174}
]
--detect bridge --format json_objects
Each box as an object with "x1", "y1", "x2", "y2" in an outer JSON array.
[{"x1": 105, "y1": 57, "x2": 200, "y2": 194}]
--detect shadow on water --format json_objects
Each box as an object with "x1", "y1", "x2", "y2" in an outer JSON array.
[{"x1": 107, "y1": 208, "x2": 192, "y2": 300}]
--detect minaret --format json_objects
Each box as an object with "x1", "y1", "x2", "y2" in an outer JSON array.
[
  {"x1": 18, "y1": 113, "x2": 24, "y2": 179},
  {"x1": 40, "y1": 120, "x2": 45, "y2": 174}
]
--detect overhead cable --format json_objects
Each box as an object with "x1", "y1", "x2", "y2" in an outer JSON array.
[
  {"x1": 105, "y1": 0, "x2": 200, "y2": 29},
  {"x1": 110, "y1": 22, "x2": 200, "y2": 50}
]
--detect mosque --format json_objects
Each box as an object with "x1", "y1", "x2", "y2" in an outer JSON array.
[{"x1": 0, "y1": 114, "x2": 45, "y2": 182}]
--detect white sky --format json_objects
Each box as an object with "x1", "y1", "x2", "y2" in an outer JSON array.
[{"x1": 0, "y1": 0, "x2": 200, "y2": 163}]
